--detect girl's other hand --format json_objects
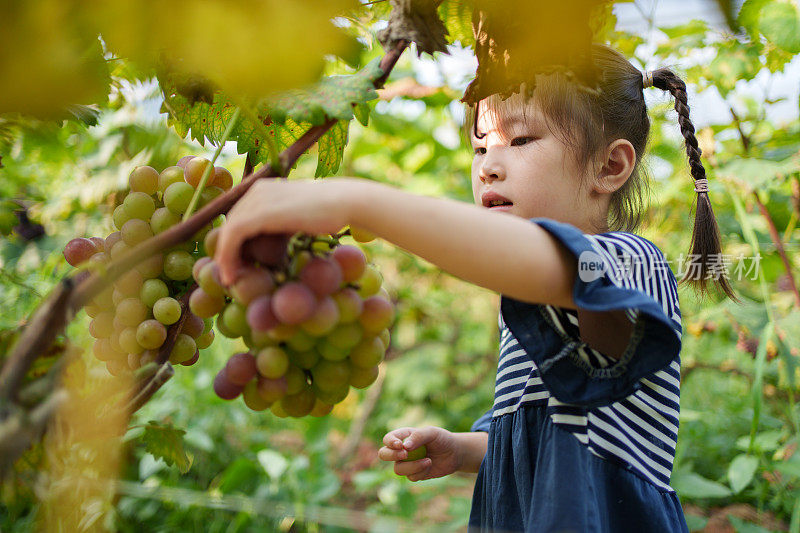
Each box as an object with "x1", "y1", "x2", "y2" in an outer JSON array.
[
  {"x1": 215, "y1": 178, "x2": 358, "y2": 286},
  {"x1": 378, "y1": 426, "x2": 462, "y2": 482}
]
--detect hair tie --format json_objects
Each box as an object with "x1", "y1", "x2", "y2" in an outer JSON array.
[
  {"x1": 642, "y1": 70, "x2": 654, "y2": 89},
  {"x1": 693, "y1": 178, "x2": 709, "y2": 193}
]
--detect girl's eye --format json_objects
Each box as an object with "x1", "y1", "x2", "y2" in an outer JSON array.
[
  {"x1": 510, "y1": 137, "x2": 535, "y2": 147},
  {"x1": 473, "y1": 147, "x2": 486, "y2": 155}
]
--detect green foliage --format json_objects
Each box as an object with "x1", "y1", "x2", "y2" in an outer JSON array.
[{"x1": 140, "y1": 421, "x2": 192, "y2": 474}]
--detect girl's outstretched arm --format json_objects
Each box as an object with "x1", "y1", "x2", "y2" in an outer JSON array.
[{"x1": 215, "y1": 177, "x2": 576, "y2": 309}]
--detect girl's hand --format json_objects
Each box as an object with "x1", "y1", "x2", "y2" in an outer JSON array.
[
  {"x1": 377, "y1": 426, "x2": 463, "y2": 482},
  {"x1": 215, "y1": 178, "x2": 357, "y2": 286}
]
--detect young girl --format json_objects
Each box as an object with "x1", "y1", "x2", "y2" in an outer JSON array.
[{"x1": 215, "y1": 45, "x2": 735, "y2": 532}]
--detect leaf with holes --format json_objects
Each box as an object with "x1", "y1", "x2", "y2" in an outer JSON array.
[{"x1": 140, "y1": 421, "x2": 192, "y2": 474}]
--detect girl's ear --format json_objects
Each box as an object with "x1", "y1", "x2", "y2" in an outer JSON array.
[{"x1": 593, "y1": 139, "x2": 636, "y2": 195}]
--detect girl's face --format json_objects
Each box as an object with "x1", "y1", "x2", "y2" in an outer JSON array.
[{"x1": 470, "y1": 97, "x2": 601, "y2": 233}]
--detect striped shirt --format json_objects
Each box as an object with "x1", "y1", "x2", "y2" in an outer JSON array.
[{"x1": 492, "y1": 231, "x2": 682, "y2": 491}]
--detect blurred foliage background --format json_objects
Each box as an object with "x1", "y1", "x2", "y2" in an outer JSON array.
[{"x1": 2, "y1": 0, "x2": 800, "y2": 531}]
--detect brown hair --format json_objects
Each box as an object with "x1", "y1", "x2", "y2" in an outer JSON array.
[{"x1": 466, "y1": 44, "x2": 737, "y2": 301}]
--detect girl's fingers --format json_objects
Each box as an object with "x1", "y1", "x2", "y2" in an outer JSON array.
[
  {"x1": 382, "y1": 428, "x2": 413, "y2": 449},
  {"x1": 377, "y1": 446, "x2": 407, "y2": 462},
  {"x1": 393, "y1": 458, "x2": 431, "y2": 478}
]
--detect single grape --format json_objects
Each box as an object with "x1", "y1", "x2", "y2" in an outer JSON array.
[
  {"x1": 169, "y1": 334, "x2": 196, "y2": 364},
  {"x1": 301, "y1": 296, "x2": 339, "y2": 337},
  {"x1": 153, "y1": 297, "x2": 182, "y2": 325},
  {"x1": 271, "y1": 282, "x2": 317, "y2": 325},
  {"x1": 226, "y1": 352, "x2": 258, "y2": 386},
  {"x1": 289, "y1": 349, "x2": 320, "y2": 370},
  {"x1": 116, "y1": 269, "x2": 144, "y2": 296},
  {"x1": 359, "y1": 296, "x2": 395, "y2": 335},
  {"x1": 201, "y1": 229, "x2": 220, "y2": 260},
  {"x1": 290, "y1": 251, "x2": 312, "y2": 276},
  {"x1": 136, "y1": 319, "x2": 167, "y2": 350},
  {"x1": 309, "y1": 399, "x2": 334, "y2": 417},
  {"x1": 176, "y1": 156, "x2": 195, "y2": 169},
  {"x1": 349, "y1": 226, "x2": 376, "y2": 243},
  {"x1": 198, "y1": 261, "x2": 225, "y2": 297},
  {"x1": 192, "y1": 256, "x2": 212, "y2": 281},
  {"x1": 332, "y1": 245, "x2": 367, "y2": 283},
  {"x1": 256, "y1": 346, "x2": 290, "y2": 379},
  {"x1": 378, "y1": 328, "x2": 391, "y2": 350},
  {"x1": 312, "y1": 383, "x2": 349, "y2": 405},
  {"x1": 327, "y1": 323, "x2": 363, "y2": 350},
  {"x1": 212, "y1": 166, "x2": 233, "y2": 190},
  {"x1": 105, "y1": 231, "x2": 122, "y2": 250},
  {"x1": 222, "y1": 302, "x2": 249, "y2": 337},
  {"x1": 110, "y1": 241, "x2": 129, "y2": 261},
  {"x1": 129, "y1": 166, "x2": 159, "y2": 195},
  {"x1": 163, "y1": 182, "x2": 195, "y2": 215},
  {"x1": 332, "y1": 288, "x2": 363, "y2": 324},
  {"x1": 215, "y1": 314, "x2": 239, "y2": 339},
  {"x1": 245, "y1": 296, "x2": 279, "y2": 332},
  {"x1": 180, "y1": 350, "x2": 200, "y2": 366},
  {"x1": 159, "y1": 166, "x2": 184, "y2": 192},
  {"x1": 85, "y1": 302, "x2": 103, "y2": 318},
  {"x1": 280, "y1": 388, "x2": 316, "y2": 418},
  {"x1": 300, "y1": 257, "x2": 343, "y2": 297},
  {"x1": 249, "y1": 329, "x2": 278, "y2": 349},
  {"x1": 231, "y1": 267, "x2": 273, "y2": 305},
  {"x1": 257, "y1": 376, "x2": 288, "y2": 404},
  {"x1": 285, "y1": 364, "x2": 308, "y2": 395},
  {"x1": 123, "y1": 192, "x2": 156, "y2": 221},
  {"x1": 106, "y1": 359, "x2": 130, "y2": 377},
  {"x1": 89, "y1": 236, "x2": 106, "y2": 251},
  {"x1": 310, "y1": 359, "x2": 350, "y2": 391},
  {"x1": 200, "y1": 186, "x2": 224, "y2": 207},
  {"x1": 139, "y1": 349, "x2": 157, "y2": 367},
  {"x1": 317, "y1": 341, "x2": 348, "y2": 362},
  {"x1": 349, "y1": 336, "x2": 385, "y2": 368},
  {"x1": 356, "y1": 265, "x2": 382, "y2": 298},
  {"x1": 63, "y1": 238, "x2": 97, "y2": 266},
  {"x1": 182, "y1": 157, "x2": 213, "y2": 188},
  {"x1": 349, "y1": 364, "x2": 379, "y2": 389},
  {"x1": 242, "y1": 380, "x2": 270, "y2": 411},
  {"x1": 109, "y1": 330, "x2": 124, "y2": 354},
  {"x1": 150, "y1": 207, "x2": 180, "y2": 235},
  {"x1": 181, "y1": 312, "x2": 205, "y2": 338},
  {"x1": 265, "y1": 323, "x2": 298, "y2": 342},
  {"x1": 163, "y1": 250, "x2": 194, "y2": 280},
  {"x1": 242, "y1": 234, "x2": 289, "y2": 267},
  {"x1": 93, "y1": 338, "x2": 119, "y2": 362},
  {"x1": 286, "y1": 329, "x2": 316, "y2": 352},
  {"x1": 119, "y1": 327, "x2": 144, "y2": 355},
  {"x1": 112, "y1": 205, "x2": 131, "y2": 230},
  {"x1": 116, "y1": 297, "x2": 148, "y2": 327},
  {"x1": 140, "y1": 278, "x2": 169, "y2": 307},
  {"x1": 136, "y1": 253, "x2": 164, "y2": 279},
  {"x1": 270, "y1": 401, "x2": 289, "y2": 418},
  {"x1": 89, "y1": 311, "x2": 114, "y2": 339},
  {"x1": 120, "y1": 218, "x2": 153, "y2": 247},
  {"x1": 196, "y1": 329, "x2": 215, "y2": 349},
  {"x1": 214, "y1": 368, "x2": 244, "y2": 400}
]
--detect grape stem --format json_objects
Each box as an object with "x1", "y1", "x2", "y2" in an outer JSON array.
[{"x1": 0, "y1": 38, "x2": 410, "y2": 428}]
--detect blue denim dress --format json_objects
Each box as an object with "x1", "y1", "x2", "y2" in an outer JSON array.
[{"x1": 468, "y1": 218, "x2": 689, "y2": 533}]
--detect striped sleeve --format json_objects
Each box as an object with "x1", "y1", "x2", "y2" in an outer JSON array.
[{"x1": 500, "y1": 218, "x2": 682, "y2": 407}]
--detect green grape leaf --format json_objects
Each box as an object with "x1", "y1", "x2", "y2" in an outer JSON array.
[
  {"x1": 439, "y1": 0, "x2": 474, "y2": 47},
  {"x1": 759, "y1": 1, "x2": 800, "y2": 54},
  {"x1": 316, "y1": 120, "x2": 350, "y2": 177},
  {"x1": 140, "y1": 420, "x2": 192, "y2": 474},
  {"x1": 268, "y1": 59, "x2": 383, "y2": 126}
]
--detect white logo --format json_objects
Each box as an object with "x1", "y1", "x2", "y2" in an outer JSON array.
[{"x1": 578, "y1": 250, "x2": 606, "y2": 282}]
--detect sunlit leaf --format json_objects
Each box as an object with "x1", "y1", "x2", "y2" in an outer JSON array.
[
  {"x1": 316, "y1": 120, "x2": 350, "y2": 177},
  {"x1": 728, "y1": 453, "x2": 759, "y2": 493},
  {"x1": 140, "y1": 420, "x2": 192, "y2": 474}
]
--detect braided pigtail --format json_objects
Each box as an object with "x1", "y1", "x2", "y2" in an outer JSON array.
[{"x1": 651, "y1": 69, "x2": 738, "y2": 301}]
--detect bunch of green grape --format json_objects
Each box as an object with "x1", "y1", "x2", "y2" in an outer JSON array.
[
  {"x1": 63, "y1": 156, "x2": 233, "y2": 376},
  {"x1": 193, "y1": 229, "x2": 394, "y2": 418}
]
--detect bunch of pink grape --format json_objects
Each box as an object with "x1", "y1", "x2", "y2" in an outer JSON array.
[
  {"x1": 63, "y1": 156, "x2": 233, "y2": 376},
  {"x1": 193, "y1": 231, "x2": 394, "y2": 418}
]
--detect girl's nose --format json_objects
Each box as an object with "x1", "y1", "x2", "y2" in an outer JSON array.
[{"x1": 479, "y1": 151, "x2": 505, "y2": 183}]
